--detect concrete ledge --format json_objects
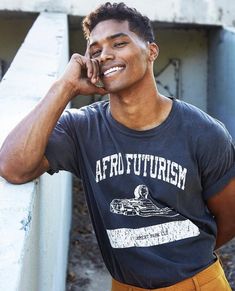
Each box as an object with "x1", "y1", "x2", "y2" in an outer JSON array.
[
  {"x1": 0, "y1": 177, "x2": 37, "y2": 290},
  {"x1": 0, "y1": 12, "x2": 70, "y2": 291},
  {"x1": 0, "y1": 12, "x2": 68, "y2": 141},
  {"x1": 0, "y1": 0, "x2": 235, "y2": 27}
]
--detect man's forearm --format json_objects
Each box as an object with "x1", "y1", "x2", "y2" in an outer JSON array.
[
  {"x1": 0, "y1": 80, "x2": 74, "y2": 182},
  {"x1": 0, "y1": 53, "x2": 107, "y2": 183},
  {"x1": 215, "y1": 217, "x2": 235, "y2": 249}
]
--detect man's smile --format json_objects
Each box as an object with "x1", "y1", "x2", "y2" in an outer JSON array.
[{"x1": 101, "y1": 65, "x2": 125, "y2": 78}]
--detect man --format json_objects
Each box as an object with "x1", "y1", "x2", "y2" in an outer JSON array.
[{"x1": 0, "y1": 2, "x2": 235, "y2": 290}]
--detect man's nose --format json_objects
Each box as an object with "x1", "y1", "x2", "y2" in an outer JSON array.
[{"x1": 99, "y1": 48, "x2": 115, "y2": 63}]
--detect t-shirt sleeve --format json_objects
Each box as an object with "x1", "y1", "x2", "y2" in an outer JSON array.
[
  {"x1": 198, "y1": 120, "x2": 235, "y2": 200},
  {"x1": 45, "y1": 109, "x2": 80, "y2": 177}
]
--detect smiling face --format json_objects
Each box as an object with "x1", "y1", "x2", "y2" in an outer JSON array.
[{"x1": 87, "y1": 19, "x2": 156, "y2": 93}]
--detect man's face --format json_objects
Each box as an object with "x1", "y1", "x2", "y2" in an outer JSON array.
[{"x1": 87, "y1": 19, "x2": 151, "y2": 93}]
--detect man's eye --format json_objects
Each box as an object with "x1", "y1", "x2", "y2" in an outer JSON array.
[
  {"x1": 91, "y1": 50, "x2": 101, "y2": 58},
  {"x1": 114, "y1": 42, "x2": 128, "y2": 47}
]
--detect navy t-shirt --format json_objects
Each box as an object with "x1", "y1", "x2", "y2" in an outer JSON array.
[{"x1": 45, "y1": 98, "x2": 235, "y2": 288}]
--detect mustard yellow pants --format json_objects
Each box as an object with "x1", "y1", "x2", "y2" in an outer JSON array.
[{"x1": 111, "y1": 259, "x2": 232, "y2": 291}]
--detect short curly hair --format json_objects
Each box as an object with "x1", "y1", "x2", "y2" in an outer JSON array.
[{"x1": 82, "y1": 2, "x2": 155, "y2": 43}]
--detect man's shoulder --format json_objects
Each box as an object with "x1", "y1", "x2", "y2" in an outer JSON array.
[
  {"x1": 177, "y1": 99, "x2": 227, "y2": 133},
  {"x1": 177, "y1": 99, "x2": 232, "y2": 146},
  {"x1": 62, "y1": 100, "x2": 109, "y2": 121}
]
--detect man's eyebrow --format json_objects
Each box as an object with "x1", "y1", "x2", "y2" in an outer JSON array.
[
  {"x1": 109, "y1": 32, "x2": 129, "y2": 40},
  {"x1": 89, "y1": 33, "x2": 129, "y2": 49}
]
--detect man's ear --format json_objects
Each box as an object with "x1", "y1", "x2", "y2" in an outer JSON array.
[{"x1": 148, "y1": 42, "x2": 159, "y2": 62}]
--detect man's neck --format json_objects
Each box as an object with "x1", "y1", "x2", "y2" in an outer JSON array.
[{"x1": 109, "y1": 83, "x2": 173, "y2": 131}]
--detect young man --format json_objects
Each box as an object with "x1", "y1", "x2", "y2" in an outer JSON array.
[{"x1": 0, "y1": 2, "x2": 235, "y2": 290}]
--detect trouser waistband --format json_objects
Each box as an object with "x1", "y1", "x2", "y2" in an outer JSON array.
[{"x1": 111, "y1": 259, "x2": 229, "y2": 291}]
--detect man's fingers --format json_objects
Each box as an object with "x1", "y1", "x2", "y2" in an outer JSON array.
[
  {"x1": 98, "y1": 88, "x2": 109, "y2": 96},
  {"x1": 71, "y1": 53, "x2": 101, "y2": 83},
  {"x1": 85, "y1": 58, "x2": 100, "y2": 83},
  {"x1": 85, "y1": 58, "x2": 93, "y2": 78},
  {"x1": 95, "y1": 86, "x2": 108, "y2": 96},
  {"x1": 90, "y1": 59, "x2": 100, "y2": 84},
  {"x1": 63, "y1": 53, "x2": 105, "y2": 96},
  {"x1": 83, "y1": 79, "x2": 108, "y2": 96}
]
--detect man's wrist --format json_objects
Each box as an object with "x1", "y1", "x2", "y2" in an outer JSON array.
[{"x1": 55, "y1": 78, "x2": 78, "y2": 101}]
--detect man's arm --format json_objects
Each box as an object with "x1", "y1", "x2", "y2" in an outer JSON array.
[
  {"x1": 207, "y1": 178, "x2": 235, "y2": 249},
  {"x1": 0, "y1": 54, "x2": 107, "y2": 184}
]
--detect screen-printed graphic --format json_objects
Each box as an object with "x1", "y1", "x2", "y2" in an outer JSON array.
[
  {"x1": 110, "y1": 185, "x2": 178, "y2": 217},
  {"x1": 107, "y1": 185, "x2": 200, "y2": 248}
]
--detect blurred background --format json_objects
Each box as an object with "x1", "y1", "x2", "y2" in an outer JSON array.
[{"x1": 0, "y1": 1, "x2": 235, "y2": 291}]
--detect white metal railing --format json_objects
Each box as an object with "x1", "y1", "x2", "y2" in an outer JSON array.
[{"x1": 0, "y1": 12, "x2": 71, "y2": 291}]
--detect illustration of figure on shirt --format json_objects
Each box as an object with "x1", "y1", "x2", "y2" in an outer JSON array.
[{"x1": 110, "y1": 185, "x2": 179, "y2": 217}]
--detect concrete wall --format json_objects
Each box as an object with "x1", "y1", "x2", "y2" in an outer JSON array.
[
  {"x1": 39, "y1": 172, "x2": 72, "y2": 291},
  {"x1": 0, "y1": 0, "x2": 235, "y2": 27},
  {"x1": 156, "y1": 28, "x2": 208, "y2": 110},
  {"x1": 18, "y1": 181, "x2": 40, "y2": 291},
  {"x1": 208, "y1": 27, "x2": 235, "y2": 139},
  {"x1": 0, "y1": 179, "x2": 39, "y2": 291},
  {"x1": 0, "y1": 12, "x2": 71, "y2": 291},
  {"x1": 0, "y1": 13, "x2": 37, "y2": 74}
]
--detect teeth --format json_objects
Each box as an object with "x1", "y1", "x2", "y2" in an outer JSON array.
[{"x1": 103, "y1": 66, "x2": 123, "y2": 76}]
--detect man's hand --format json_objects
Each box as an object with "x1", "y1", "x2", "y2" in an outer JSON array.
[
  {"x1": 0, "y1": 53, "x2": 108, "y2": 184},
  {"x1": 59, "y1": 53, "x2": 108, "y2": 98}
]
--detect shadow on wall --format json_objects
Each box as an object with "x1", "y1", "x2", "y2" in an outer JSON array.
[{"x1": 0, "y1": 11, "x2": 37, "y2": 80}]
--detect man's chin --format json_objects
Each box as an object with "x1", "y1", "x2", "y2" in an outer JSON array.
[{"x1": 103, "y1": 83, "x2": 127, "y2": 94}]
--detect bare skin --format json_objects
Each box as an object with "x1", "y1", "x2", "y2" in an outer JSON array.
[
  {"x1": 207, "y1": 178, "x2": 235, "y2": 249},
  {"x1": 88, "y1": 20, "x2": 172, "y2": 131},
  {"x1": 0, "y1": 20, "x2": 171, "y2": 182},
  {"x1": 0, "y1": 19, "x2": 235, "y2": 249},
  {"x1": 0, "y1": 55, "x2": 108, "y2": 183}
]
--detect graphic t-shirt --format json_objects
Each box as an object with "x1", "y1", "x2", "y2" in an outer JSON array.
[{"x1": 45, "y1": 98, "x2": 235, "y2": 288}]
